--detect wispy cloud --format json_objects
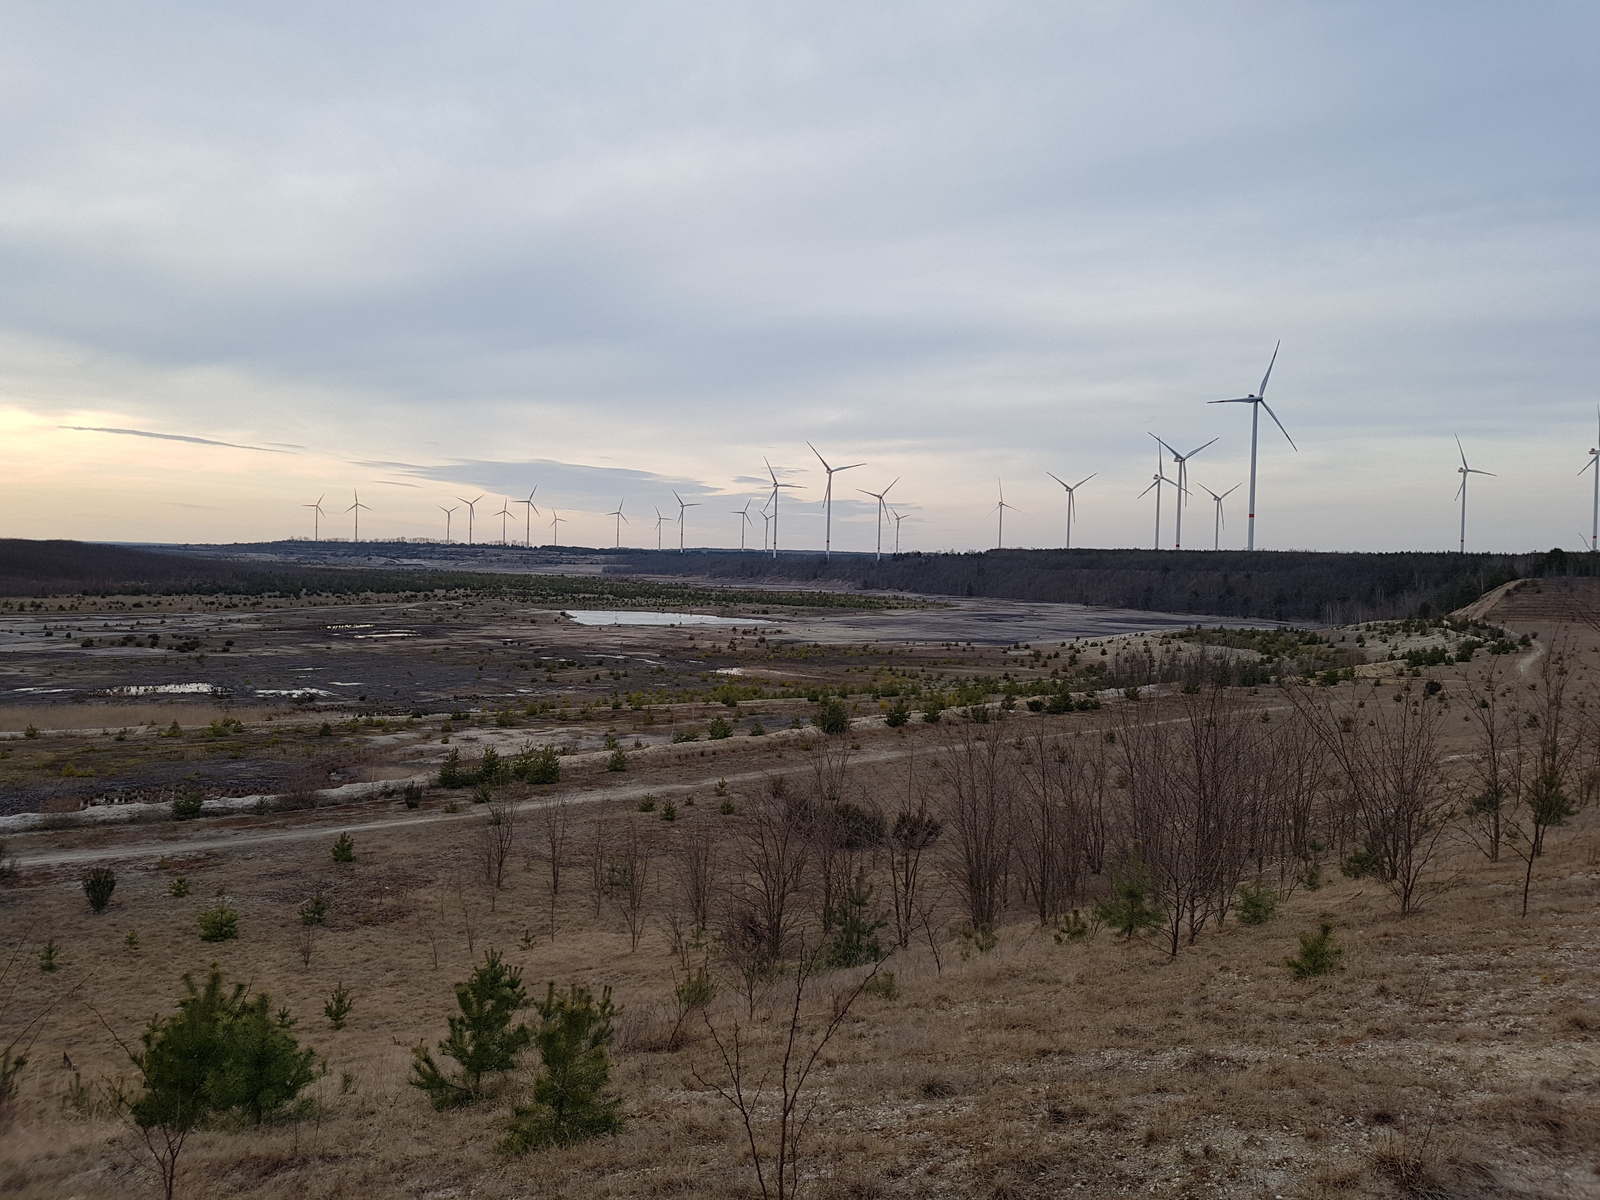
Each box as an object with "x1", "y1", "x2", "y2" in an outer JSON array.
[{"x1": 62, "y1": 426, "x2": 291, "y2": 454}]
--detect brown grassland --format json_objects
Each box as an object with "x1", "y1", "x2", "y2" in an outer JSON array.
[{"x1": 2, "y1": 582, "x2": 1600, "y2": 1199}]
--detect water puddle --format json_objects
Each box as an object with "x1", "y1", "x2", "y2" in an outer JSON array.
[{"x1": 561, "y1": 610, "x2": 767, "y2": 627}]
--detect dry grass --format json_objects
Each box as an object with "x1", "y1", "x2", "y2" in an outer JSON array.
[{"x1": 3, "y1": 606, "x2": 1600, "y2": 1198}]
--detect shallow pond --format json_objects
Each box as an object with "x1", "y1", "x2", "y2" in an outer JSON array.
[{"x1": 561, "y1": 610, "x2": 767, "y2": 627}]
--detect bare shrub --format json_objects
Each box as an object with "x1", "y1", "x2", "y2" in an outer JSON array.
[
  {"x1": 482, "y1": 798, "x2": 516, "y2": 903},
  {"x1": 1112, "y1": 691, "x2": 1271, "y2": 953},
  {"x1": 694, "y1": 943, "x2": 883, "y2": 1200},
  {"x1": 937, "y1": 726, "x2": 1014, "y2": 933},
  {"x1": 737, "y1": 775, "x2": 811, "y2": 961},
  {"x1": 535, "y1": 795, "x2": 573, "y2": 939},
  {"x1": 608, "y1": 822, "x2": 653, "y2": 952},
  {"x1": 1291, "y1": 680, "x2": 1454, "y2": 916},
  {"x1": 672, "y1": 823, "x2": 719, "y2": 934}
]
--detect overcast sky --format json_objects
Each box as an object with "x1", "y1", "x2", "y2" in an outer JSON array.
[{"x1": 1, "y1": 2, "x2": 1596, "y2": 554}]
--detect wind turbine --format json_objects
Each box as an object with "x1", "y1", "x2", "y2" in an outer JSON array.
[
  {"x1": 673, "y1": 491, "x2": 700, "y2": 554},
  {"x1": 1138, "y1": 464, "x2": 1180, "y2": 550},
  {"x1": 1153, "y1": 435, "x2": 1217, "y2": 549},
  {"x1": 549, "y1": 510, "x2": 564, "y2": 546},
  {"x1": 1454, "y1": 437, "x2": 1495, "y2": 554},
  {"x1": 1197, "y1": 483, "x2": 1241, "y2": 550},
  {"x1": 992, "y1": 480, "x2": 1019, "y2": 549},
  {"x1": 438, "y1": 504, "x2": 457, "y2": 543},
  {"x1": 607, "y1": 499, "x2": 628, "y2": 548},
  {"x1": 1208, "y1": 342, "x2": 1295, "y2": 550},
  {"x1": 856, "y1": 478, "x2": 898, "y2": 562},
  {"x1": 495, "y1": 497, "x2": 515, "y2": 545},
  {"x1": 759, "y1": 503, "x2": 772, "y2": 553},
  {"x1": 890, "y1": 507, "x2": 907, "y2": 554},
  {"x1": 457, "y1": 495, "x2": 483, "y2": 545},
  {"x1": 808, "y1": 442, "x2": 864, "y2": 560},
  {"x1": 1581, "y1": 407, "x2": 1599, "y2": 553},
  {"x1": 764, "y1": 458, "x2": 803, "y2": 558},
  {"x1": 1045, "y1": 472, "x2": 1095, "y2": 550},
  {"x1": 346, "y1": 491, "x2": 370, "y2": 543},
  {"x1": 654, "y1": 506, "x2": 670, "y2": 550},
  {"x1": 518, "y1": 489, "x2": 539, "y2": 546},
  {"x1": 732, "y1": 500, "x2": 754, "y2": 551},
  {"x1": 302, "y1": 494, "x2": 325, "y2": 541}
]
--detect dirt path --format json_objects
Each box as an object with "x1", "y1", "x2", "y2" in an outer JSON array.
[{"x1": 6, "y1": 739, "x2": 930, "y2": 871}]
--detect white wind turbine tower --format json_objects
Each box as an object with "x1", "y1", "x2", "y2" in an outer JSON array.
[
  {"x1": 302, "y1": 494, "x2": 325, "y2": 541},
  {"x1": 518, "y1": 489, "x2": 539, "y2": 546},
  {"x1": 1138, "y1": 454, "x2": 1181, "y2": 550},
  {"x1": 346, "y1": 491, "x2": 370, "y2": 543},
  {"x1": 1153, "y1": 434, "x2": 1217, "y2": 549},
  {"x1": 1197, "y1": 483, "x2": 1241, "y2": 550},
  {"x1": 549, "y1": 510, "x2": 564, "y2": 546},
  {"x1": 992, "y1": 480, "x2": 1019, "y2": 549},
  {"x1": 1581, "y1": 407, "x2": 1599, "y2": 553},
  {"x1": 856, "y1": 477, "x2": 898, "y2": 562},
  {"x1": 495, "y1": 498, "x2": 515, "y2": 545},
  {"x1": 808, "y1": 442, "x2": 864, "y2": 560},
  {"x1": 759, "y1": 502, "x2": 773, "y2": 553},
  {"x1": 654, "y1": 506, "x2": 670, "y2": 550},
  {"x1": 438, "y1": 504, "x2": 457, "y2": 543},
  {"x1": 890, "y1": 507, "x2": 907, "y2": 554},
  {"x1": 764, "y1": 458, "x2": 802, "y2": 558},
  {"x1": 457, "y1": 495, "x2": 483, "y2": 545},
  {"x1": 1208, "y1": 342, "x2": 1295, "y2": 550},
  {"x1": 732, "y1": 500, "x2": 754, "y2": 551},
  {"x1": 673, "y1": 491, "x2": 700, "y2": 554},
  {"x1": 1045, "y1": 472, "x2": 1095, "y2": 549},
  {"x1": 607, "y1": 499, "x2": 628, "y2": 548},
  {"x1": 1454, "y1": 436, "x2": 1495, "y2": 554}
]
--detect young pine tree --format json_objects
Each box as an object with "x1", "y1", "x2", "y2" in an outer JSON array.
[
  {"x1": 1094, "y1": 855, "x2": 1164, "y2": 939},
  {"x1": 410, "y1": 950, "x2": 533, "y2": 1108},
  {"x1": 500, "y1": 983, "x2": 623, "y2": 1153}
]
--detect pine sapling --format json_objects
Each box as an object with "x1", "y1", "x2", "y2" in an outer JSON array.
[
  {"x1": 500, "y1": 983, "x2": 623, "y2": 1152},
  {"x1": 1284, "y1": 923, "x2": 1344, "y2": 980}
]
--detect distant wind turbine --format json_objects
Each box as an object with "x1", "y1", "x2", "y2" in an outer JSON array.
[
  {"x1": 732, "y1": 500, "x2": 754, "y2": 551},
  {"x1": 673, "y1": 491, "x2": 700, "y2": 554},
  {"x1": 518, "y1": 489, "x2": 539, "y2": 546},
  {"x1": 302, "y1": 494, "x2": 325, "y2": 541},
  {"x1": 759, "y1": 503, "x2": 773, "y2": 553},
  {"x1": 808, "y1": 442, "x2": 864, "y2": 560},
  {"x1": 856, "y1": 478, "x2": 898, "y2": 562},
  {"x1": 890, "y1": 507, "x2": 907, "y2": 555},
  {"x1": 457, "y1": 495, "x2": 483, "y2": 546},
  {"x1": 653, "y1": 506, "x2": 669, "y2": 550},
  {"x1": 1044, "y1": 472, "x2": 1095, "y2": 550},
  {"x1": 764, "y1": 458, "x2": 803, "y2": 558},
  {"x1": 495, "y1": 498, "x2": 515, "y2": 545},
  {"x1": 1197, "y1": 483, "x2": 1241, "y2": 551},
  {"x1": 549, "y1": 509, "x2": 564, "y2": 546},
  {"x1": 1153, "y1": 434, "x2": 1217, "y2": 549},
  {"x1": 1208, "y1": 342, "x2": 1295, "y2": 550},
  {"x1": 346, "y1": 491, "x2": 370, "y2": 543},
  {"x1": 1581, "y1": 407, "x2": 1599, "y2": 553},
  {"x1": 438, "y1": 504, "x2": 457, "y2": 543},
  {"x1": 607, "y1": 499, "x2": 628, "y2": 548},
  {"x1": 1138, "y1": 465, "x2": 1180, "y2": 550},
  {"x1": 1454, "y1": 437, "x2": 1495, "y2": 554},
  {"x1": 992, "y1": 480, "x2": 1019, "y2": 550}
]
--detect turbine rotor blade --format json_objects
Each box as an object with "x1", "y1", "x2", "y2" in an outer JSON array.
[
  {"x1": 1260, "y1": 401, "x2": 1296, "y2": 450},
  {"x1": 1257, "y1": 340, "x2": 1280, "y2": 397}
]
